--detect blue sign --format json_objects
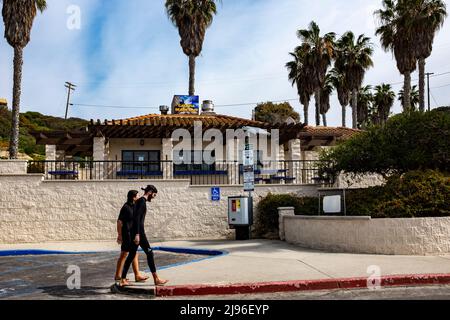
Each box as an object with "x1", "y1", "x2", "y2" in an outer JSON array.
[
  {"x1": 172, "y1": 95, "x2": 200, "y2": 115},
  {"x1": 211, "y1": 187, "x2": 221, "y2": 201}
]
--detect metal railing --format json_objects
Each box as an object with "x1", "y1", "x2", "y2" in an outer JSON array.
[{"x1": 27, "y1": 160, "x2": 334, "y2": 186}]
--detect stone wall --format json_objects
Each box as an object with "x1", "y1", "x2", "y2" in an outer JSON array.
[
  {"x1": 0, "y1": 173, "x2": 318, "y2": 244},
  {"x1": 0, "y1": 160, "x2": 28, "y2": 175},
  {"x1": 282, "y1": 214, "x2": 450, "y2": 255}
]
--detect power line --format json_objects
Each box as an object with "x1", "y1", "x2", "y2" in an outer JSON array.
[
  {"x1": 71, "y1": 98, "x2": 300, "y2": 110},
  {"x1": 430, "y1": 91, "x2": 439, "y2": 108}
]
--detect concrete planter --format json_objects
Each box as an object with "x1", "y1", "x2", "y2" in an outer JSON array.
[{"x1": 279, "y1": 210, "x2": 450, "y2": 255}]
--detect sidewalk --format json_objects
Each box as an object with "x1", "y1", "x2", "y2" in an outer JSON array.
[{"x1": 2, "y1": 239, "x2": 450, "y2": 296}]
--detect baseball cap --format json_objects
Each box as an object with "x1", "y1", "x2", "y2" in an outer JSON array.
[{"x1": 141, "y1": 185, "x2": 158, "y2": 193}]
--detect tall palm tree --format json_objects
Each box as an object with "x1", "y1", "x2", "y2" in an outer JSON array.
[
  {"x1": 372, "y1": 83, "x2": 396, "y2": 126},
  {"x1": 356, "y1": 85, "x2": 373, "y2": 128},
  {"x1": 165, "y1": 0, "x2": 218, "y2": 96},
  {"x1": 375, "y1": 0, "x2": 418, "y2": 112},
  {"x1": 296, "y1": 21, "x2": 335, "y2": 126},
  {"x1": 318, "y1": 73, "x2": 334, "y2": 127},
  {"x1": 412, "y1": 0, "x2": 447, "y2": 111},
  {"x1": 2, "y1": 0, "x2": 47, "y2": 159},
  {"x1": 286, "y1": 45, "x2": 314, "y2": 125},
  {"x1": 399, "y1": 85, "x2": 420, "y2": 110},
  {"x1": 329, "y1": 68, "x2": 351, "y2": 127},
  {"x1": 335, "y1": 31, "x2": 374, "y2": 129}
]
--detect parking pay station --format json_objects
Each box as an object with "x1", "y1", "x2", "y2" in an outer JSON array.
[
  {"x1": 227, "y1": 128, "x2": 258, "y2": 240},
  {"x1": 228, "y1": 196, "x2": 253, "y2": 239}
]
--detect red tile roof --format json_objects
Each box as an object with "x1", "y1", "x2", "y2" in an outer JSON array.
[
  {"x1": 100, "y1": 113, "x2": 271, "y2": 129},
  {"x1": 299, "y1": 126, "x2": 362, "y2": 140}
]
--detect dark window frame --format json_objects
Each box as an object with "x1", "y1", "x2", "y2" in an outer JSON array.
[{"x1": 121, "y1": 150, "x2": 161, "y2": 173}]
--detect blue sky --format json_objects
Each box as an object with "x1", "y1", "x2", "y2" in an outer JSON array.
[{"x1": 1, "y1": 0, "x2": 449, "y2": 127}]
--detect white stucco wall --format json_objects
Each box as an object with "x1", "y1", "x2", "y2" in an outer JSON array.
[
  {"x1": 0, "y1": 173, "x2": 318, "y2": 244},
  {"x1": 0, "y1": 160, "x2": 28, "y2": 175},
  {"x1": 283, "y1": 215, "x2": 450, "y2": 255}
]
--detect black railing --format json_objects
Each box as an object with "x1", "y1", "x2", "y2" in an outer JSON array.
[{"x1": 26, "y1": 160, "x2": 334, "y2": 186}]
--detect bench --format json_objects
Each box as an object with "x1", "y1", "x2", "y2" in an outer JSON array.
[{"x1": 48, "y1": 171, "x2": 79, "y2": 179}]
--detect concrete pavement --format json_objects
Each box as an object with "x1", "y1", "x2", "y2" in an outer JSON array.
[{"x1": 2, "y1": 239, "x2": 450, "y2": 297}]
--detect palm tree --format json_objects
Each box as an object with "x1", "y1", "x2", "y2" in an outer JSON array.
[
  {"x1": 399, "y1": 85, "x2": 420, "y2": 110},
  {"x1": 286, "y1": 46, "x2": 314, "y2": 125},
  {"x1": 296, "y1": 21, "x2": 335, "y2": 126},
  {"x1": 372, "y1": 83, "x2": 396, "y2": 126},
  {"x1": 375, "y1": 0, "x2": 418, "y2": 112},
  {"x1": 329, "y1": 68, "x2": 351, "y2": 127},
  {"x1": 335, "y1": 31, "x2": 374, "y2": 129},
  {"x1": 356, "y1": 85, "x2": 373, "y2": 128},
  {"x1": 318, "y1": 73, "x2": 334, "y2": 127},
  {"x1": 412, "y1": 0, "x2": 447, "y2": 111},
  {"x1": 2, "y1": 0, "x2": 47, "y2": 159},
  {"x1": 165, "y1": 0, "x2": 218, "y2": 96}
]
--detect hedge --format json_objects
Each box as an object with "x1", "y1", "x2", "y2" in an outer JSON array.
[{"x1": 256, "y1": 170, "x2": 450, "y2": 235}]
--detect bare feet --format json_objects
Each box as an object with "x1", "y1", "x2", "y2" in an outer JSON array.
[
  {"x1": 119, "y1": 279, "x2": 130, "y2": 287},
  {"x1": 154, "y1": 278, "x2": 169, "y2": 286},
  {"x1": 135, "y1": 274, "x2": 150, "y2": 283}
]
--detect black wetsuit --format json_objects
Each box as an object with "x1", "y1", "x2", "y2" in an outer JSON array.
[
  {"x1": 121, "y1": 197, "x2": 157, "y2": 278},
  {"x1": 118, "y1": 202, "x2": 134, "y2": 252}
]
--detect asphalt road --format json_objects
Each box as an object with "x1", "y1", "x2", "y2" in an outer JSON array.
[{"x1": 0, "y1": 251, "x2": 204, "y2": 300}]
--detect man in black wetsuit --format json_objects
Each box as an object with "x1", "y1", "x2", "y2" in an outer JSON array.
[{"x1": 119, "y1": 185, "x2": 168, "y2": 287}]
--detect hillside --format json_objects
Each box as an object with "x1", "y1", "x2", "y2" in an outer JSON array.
[{"x1": 0, "y1": 106, "x2": 88, "y2": 159}]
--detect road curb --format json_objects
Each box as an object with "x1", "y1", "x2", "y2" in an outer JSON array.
[{"x1": 155, "y1": 273, "x2": 450, "y2": 297}]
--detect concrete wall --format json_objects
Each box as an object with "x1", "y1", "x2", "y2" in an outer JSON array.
[
  {"x1": 0, "y1": 173, "x2": 318, "y2": 244},
  {"x1": 282, "y1": 214, "x2": 450, "y2": 255},
  {"x1": 0, "y1": 160, "x2": 27, "y2": 175}
]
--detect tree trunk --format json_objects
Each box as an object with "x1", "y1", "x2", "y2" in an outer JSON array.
[
  {"x1": 314, "y1": 89, "x2": 321, "y2": 126},
  {"x1": 322, "y1": 113, "x2": 327, "y2": 127},
  {"x1": 8, "y1": 47, "x2": 23, "y2": 159},
  {"x1": 418, "y1": 58, "x2": 425, "y2": 112},
  {"x1": 341, "y1": 104, "x2": 346, "y2": 127},
  {"x1": 403, "y1": 71, "x2": 412, "y2": 112},
  {"x1": 352, "y1": 88, "x2": 358, "y2": 129},
  {"x1": 303, "y1": 100, "x2": 309, "y2": 125},
  {"x1": 189, "y1": 55, "x2": 196, "y2": 96}
]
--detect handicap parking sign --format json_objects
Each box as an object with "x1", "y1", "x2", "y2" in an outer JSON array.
[{"x1": 211, "y1": 187, "x2": 221, "y2": 201}]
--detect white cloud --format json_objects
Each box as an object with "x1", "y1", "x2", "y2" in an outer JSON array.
[{"x1": 0, "y1": 0, "x2": 449, "y2": 126}]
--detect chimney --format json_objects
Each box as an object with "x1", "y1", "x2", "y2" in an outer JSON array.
[
  {"x1": 159, "y1": 105, "x2": 169, "y2": 115},
  {"x1": 201, "y1": 100, "x2": 215, "y2": 114}
]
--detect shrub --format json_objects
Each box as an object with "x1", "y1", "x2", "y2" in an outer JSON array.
[
  {"x1": 321, "y1": 109, "x2": 450, "y2": 177},
  {"x1": 255, "y1": 193, "x2": 314, "y2": 236},
  {"x1": 256, "y1": 170, "x2": 450, "y2": 237}
]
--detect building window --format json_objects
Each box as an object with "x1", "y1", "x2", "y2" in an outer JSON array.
[
  {"x1": 173, "y1": 150, "x2": 216, "y2": 172},
  {"x1": 122, "y1": 150, "x2": 161, "y2": 172}
]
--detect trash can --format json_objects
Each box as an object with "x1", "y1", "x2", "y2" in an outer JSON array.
[{"x1": 228, "y1": 196, "x2": 253, "y2": 240}]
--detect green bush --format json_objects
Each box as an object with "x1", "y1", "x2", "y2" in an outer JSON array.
[
  {"x1": 256, "y1": 193, "x2": 315, "y2": 235},
  {"x1": 256, "y1": 170, "x2": 450, "y2": 237},
  {"x1": 321, "y1": 109, "x2": 450, "y2": 177}
]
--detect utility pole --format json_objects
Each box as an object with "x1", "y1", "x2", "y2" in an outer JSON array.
[
  {"x1": 64, "y1": 82, "x2": 77, "y2": 120},
  {"x1": 425, "y1": 72, "x2": 434, "y2": 112}
]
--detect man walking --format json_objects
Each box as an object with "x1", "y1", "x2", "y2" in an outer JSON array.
[{"x1": 119, "y1": 185, "x2": 168, "y2": 287}]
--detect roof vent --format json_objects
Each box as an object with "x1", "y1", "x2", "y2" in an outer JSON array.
[
  {"x1": 159, "y1": 105, "x2": 169, "y2": 115},
  {"x1": 202, "y1": 100, "x2": 215, "y2": 114}
]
